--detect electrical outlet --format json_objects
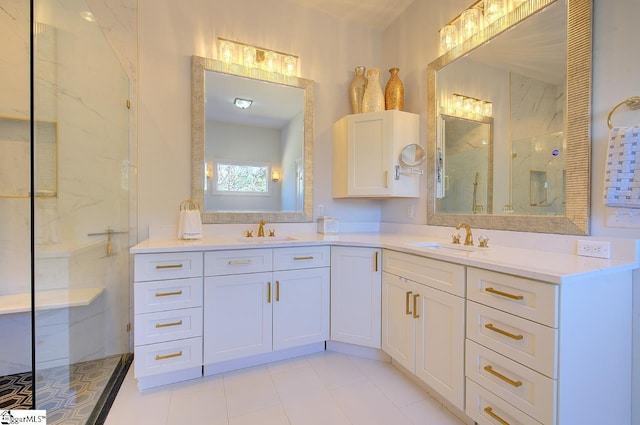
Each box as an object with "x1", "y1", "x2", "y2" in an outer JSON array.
[
  {"x1": 576, "y1": 240, "x2": 611, "y2": 259},
  {"x1": 407, "y1": 205, "x2": 415, "y2": 219}
]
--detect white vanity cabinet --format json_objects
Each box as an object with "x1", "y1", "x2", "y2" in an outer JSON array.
[
  {"x1": 332, "y1": 110, "x2": 420, "y2": 198},
  {"x1": 464, "y1": 267, "x2": 633, "y2": 425},
  {"x1": 381, "y1": 249, "x2": 466, "y2": 411},
  {"x1": 203, "y1": 246, "x2": 330, "y2": 374},
  {"x1": 330, "y1": 246, "x2": 382, "y2": 348},
  {"x1": 133, "y1": 251, "x2": 204, "y2": 390}
]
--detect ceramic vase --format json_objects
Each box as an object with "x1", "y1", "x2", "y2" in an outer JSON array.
[
  {"x1": 349, "y1": 66, "x2": 368, "y2": 114},
  {"x1": 362, "y1": 68, "x2": 384, "y2": 113},
  {"x1": 385, "y1": 67, "x2": 404, "y2": 111}
]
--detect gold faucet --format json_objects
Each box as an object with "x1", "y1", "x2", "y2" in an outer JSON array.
[
  {"x1": 456, "y1": 222, "x2": 473, "y2": 246},
  {"x1": 258, "y1": 219, "x2": 266, "y2": 237}
]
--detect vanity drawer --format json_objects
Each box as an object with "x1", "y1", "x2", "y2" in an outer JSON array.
[
  {"x1": 382, "y1": 250, "x2": 465, "y2": 297},
  {"x1": 135, "y1": 252, "x2": 203, "y2": 282},
  {"x1": 467, "y1": 301, "x2": 557, "y2": 378},
  {"x1": 205, "y1": 249, "x2": 272, "y2": 276},
  {"x1": 134, "y1": 337, "x2": 202, "y2": 378},
  {"x1": 466, "y1": 340, "x2": 555, "y2": 425},
  {"x1": 134, "y1": 277, "x2": 202, "y2": 314},
  {"x1": 273, "y1": 246, "x2": 330, "y2": 270},
  {"x1": 466, "y1": 379, "x2": 543, "y2": 425},
  {"x1": 467, "y1": 267, "x2": 558, "y2": 327},
  {"x1": 135, "y1": 307, "x2": 203, "y2": 346}
]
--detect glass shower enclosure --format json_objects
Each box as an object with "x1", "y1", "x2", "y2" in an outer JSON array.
[{"x1": 1, "y1": 0, "x2": 134, "y2": 423}]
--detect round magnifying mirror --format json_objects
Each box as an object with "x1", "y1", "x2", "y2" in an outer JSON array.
[{"x1": 400, "y1": 144, "x2": 426, "y2": 166}]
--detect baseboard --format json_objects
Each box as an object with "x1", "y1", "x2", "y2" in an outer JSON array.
[
  {"x1": 204, "y1": 342, "x2": 325, "y2": 376},
  {"x1": 325, "y1": 340, "x2": 390, "y2": 362}
]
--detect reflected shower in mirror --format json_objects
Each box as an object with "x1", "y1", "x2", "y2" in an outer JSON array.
[
  {"x1": 437, "y1": 114, "x2": 492, "y2": 215},
  {"x1": 192, "y1": 56, "x2": 314, "y2": 224}
]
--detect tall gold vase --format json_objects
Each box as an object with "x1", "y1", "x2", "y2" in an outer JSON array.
[{"x1": 385, "y1": 67, "x2": 404, "y2": 111}]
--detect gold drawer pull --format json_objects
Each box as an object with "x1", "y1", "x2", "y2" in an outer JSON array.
[
  {"x1": 484, "y1": 407, "x2": 510, "y2": 425},
  {"x1": 413, "y1": 294, "x2": 420, "y2": 319},
  {"x1": 267, "y1": 282, "x2": 271, "y2": 303},
  {"x1": 155, "y1": 320, "x2": 183, "y2": 328},
  {"x1": 156, "y1": 264, "x2": 183, "y2": 270},
  {"x1": 275, "y1": 280, "x2": 280, "y2": 302},
  {"x1": 485, "y1": 287, "x2": 524, "y2": 300},
  {"x1": 485, "y1": 323, "x2": 524, "y2": 340},
  {"x1": 155, "y1": 290, "x2": 183, "y2": 297},
  {"x1": 155, "y1": 351, "x2": 183, "y2": 361},
  {"x1": 405, "y1": 291, "x2": 413, "y2": 315},
  {"x1": 484, "y1": 365, "x2": 523, "y2": 387},
  {"x1": 229, "y1": 260, "x2": 252, "y2": 265},
  {"x1": 293, "y1": 256, "x2": 314, "y2": 261},
  {"x1": 374, "y1": 251, "x2": 379, "y2": 272}
]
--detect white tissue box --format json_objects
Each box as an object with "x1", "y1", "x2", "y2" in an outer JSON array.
[{"x1": 317, "y1": 217, "x2": 338, "y2": 234}]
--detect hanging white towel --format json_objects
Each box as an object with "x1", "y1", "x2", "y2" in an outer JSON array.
[
  {"x1": 604, "y1": 125, "x2": 640, "y2": 208},
  {"x1": 178, "y1": 209, "x2": 203, "y2": 239}
]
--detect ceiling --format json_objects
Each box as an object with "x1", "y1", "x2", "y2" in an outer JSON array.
[{"x1": 285, "y1": 0, "x2": 416, "y2": 30}]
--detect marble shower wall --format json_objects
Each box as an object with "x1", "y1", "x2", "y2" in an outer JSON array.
[{"x1": 510, "y1": 73, "x2": 565, "y2": 215}]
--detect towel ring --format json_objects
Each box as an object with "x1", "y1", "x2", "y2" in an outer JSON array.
[
  {"x1": 179, "y1": 199, "x2": 201, "y2": 211},
  {"x1": 607, "y1": 96, "x2": 640, "y2": 129}
]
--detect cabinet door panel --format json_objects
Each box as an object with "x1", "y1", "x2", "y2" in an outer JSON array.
[
  {"x1": 203, "y1": 272, "x2": 272, "y2": 363},
  {"x1": 349, "y1": 114, "x2": 389, "y2": 195},
  {"x1": 381, "y1": 272, "x2": 415, "y2": 372},
  {"x1": 414, "y1": 284, "x2": 465, "y2": 410},
  {"x1": 273, "y1": 268, "x2": 330, "y2": 350},
  {"x1": 331, "y1": 247, "x2": 382, "y2": 348}
]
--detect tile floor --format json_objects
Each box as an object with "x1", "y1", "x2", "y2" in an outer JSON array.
[{"x1": 104, "y1": 351, "x2": 468, "y2": 425}]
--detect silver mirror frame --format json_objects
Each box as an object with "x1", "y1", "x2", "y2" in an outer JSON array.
[
  {"x1": 191, "y1": 55, "x2": 315, "y2": 224},
  {"x1": 426, "y1": 0, "x2": 592, "y2": 235}
]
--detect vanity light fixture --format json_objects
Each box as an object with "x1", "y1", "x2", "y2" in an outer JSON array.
[
  {"x1": 219, "y1": 40, "x2": 235, "y2": 63},
  {"x1": 449, "y1": 93, "x2": 492, "y2": 118},
  {"x1": 283, "y1": 56, "x2": 297, "y2": 76},
  {"x1": 439, "y1": 24, "x2": 459, "y2": 53},
  {"x1": 460, "y1": 7, "x2": 481, "y2": 41},
  {"x1": 80, "y1": 11, "x2": 96, "y2": 22},
  {"x1": 216, "y1": 38, "x2": 300, "y2": 77},
  {"x1": 438, "y1": 0, "x2": 555, "y2": 56},
  {"x1": 484, "y1": 0, "x2": 506, "y2": 25},
  {"x1": 243, "y1": 45, "x2": 257, "y2": 69},
  {"x1": 271, "y1": 169, "x2": 281, "y2": 182},
  {"x1": 233, "y1": 98, "x2": 253, "y2": 109}
]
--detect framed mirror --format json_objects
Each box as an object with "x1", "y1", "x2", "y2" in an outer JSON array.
[
  {"x1": 427, "y1": 0, "x2": 592, "y2": 235},
  {"x1": 191, "y1": 55, "x2": 314, "y2": 224}
]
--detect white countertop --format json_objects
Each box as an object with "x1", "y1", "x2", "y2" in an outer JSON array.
[{"x1": 131, "y1": 232, "x2": 639, "y2": 284}]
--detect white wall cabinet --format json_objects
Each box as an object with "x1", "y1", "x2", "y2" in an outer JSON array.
[
  {"x1": 382, "y1": 250, "x2": 466, "y2": 411},
  {"x1": 333, "y1": 110, "x2": 420, "y2": 198},
  {"x1": 330, "y1": 246, "x2": 382, "y2": 348},
  {"x1": 203, "y1": 247, "x2": 330, "y2": 372}
]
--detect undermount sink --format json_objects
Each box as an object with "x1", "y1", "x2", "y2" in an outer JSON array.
[
  {"x1": 237, "y1": 236, "x2": 296, "y2": 243},
  {"x1": 406, "y1": 241, "x2": 487, "y2": 252}
]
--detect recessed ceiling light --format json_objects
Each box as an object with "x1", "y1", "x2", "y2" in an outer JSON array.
[
  {"x1": 80, "y1": 11, "x2": 96, "y2": 22},
  {"x1": 234, "y1": 98, "x2": 253, "y2": 109}
]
